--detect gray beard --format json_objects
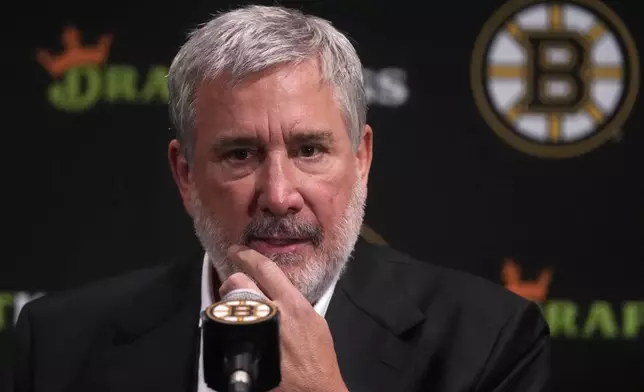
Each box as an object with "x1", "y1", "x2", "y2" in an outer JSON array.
[{"x1": 189, "y1": 172, "x2": 367, "y2": 304}]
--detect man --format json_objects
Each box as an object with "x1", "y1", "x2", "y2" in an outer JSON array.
[{"x1": 9, "y1": 5, "x2": 550, "y2": 392}]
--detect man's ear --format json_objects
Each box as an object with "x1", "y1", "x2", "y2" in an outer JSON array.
[
  {"x1": 356, "y1": 124, "x2": 373, "y2": 186},
  {"x1": 168, "y1": 139, "x2": 194, "y2": 216}
]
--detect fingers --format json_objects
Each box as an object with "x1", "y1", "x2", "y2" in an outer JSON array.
[
  {"x1": 227, "y1": 245, "x2": 303, "y2": 304},
  {"x1": 218, "y1": 271, "x2": 264, "y2": 300}
]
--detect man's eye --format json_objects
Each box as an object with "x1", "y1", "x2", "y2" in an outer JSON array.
[
  {"x1": 225, "y1": 149, "x2": 253, "y2": 161},
  {"x1": 299, "y1": 145, "x2": 321, "y2": 158}
]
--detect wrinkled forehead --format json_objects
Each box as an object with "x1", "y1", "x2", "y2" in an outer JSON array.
[{"x1": 194, "y1": 60, "x2": 349, "y2": 144}]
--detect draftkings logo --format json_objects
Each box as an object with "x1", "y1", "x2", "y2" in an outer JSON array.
[
  {"x1": 36, "y1": 26, "x2": 169, "y2": 112},
  {"x1": 501, "y1": 259, "x2": 643, "y2": 339},
  {"x1": 36, "y1": 26, "x2": 409, "y2": 113},
  {"x1": 471, "y1": 0, "x2": 640, "y2": 158}
]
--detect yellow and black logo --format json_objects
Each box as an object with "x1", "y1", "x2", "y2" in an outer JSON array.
[
  {"x1": 207, "y1": 299, "x2": 276, "y2": 324},
  {"x1": 471, "y1": 0, "x2": 639, "y2": 158}
]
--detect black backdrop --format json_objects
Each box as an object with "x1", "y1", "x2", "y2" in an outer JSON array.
[{"x1": 1, "y1": 0, "x2": 642, "y2": 390}]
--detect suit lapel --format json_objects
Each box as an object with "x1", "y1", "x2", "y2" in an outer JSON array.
[
  {"x1": 71, "y1": 251, "x2": 203, "y2": 392},
  {"x1": 326, "y1": 239, "x2": 427, "y2": 392}
]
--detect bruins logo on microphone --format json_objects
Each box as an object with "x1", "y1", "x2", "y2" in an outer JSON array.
[
  {"x1": 471, "y1": 0, "x2": 639, "y2": 158},
  {"x1": 206, "y1": 299, "x2": 277, "y2": 324}
]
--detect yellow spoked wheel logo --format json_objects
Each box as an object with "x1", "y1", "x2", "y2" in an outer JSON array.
[
  {"x1": 471, "y1": 0, "x2": 639, "y2": 158},
  {"x1": 207, "y1": 299, "x2": 276, "y2": 324}
]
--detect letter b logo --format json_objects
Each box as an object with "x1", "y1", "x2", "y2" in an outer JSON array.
[
  {"x1": 526, "y1": 34, "x2": 587, "y2": 111},
  {"x1": 471, "y1": 0, "x2": 639, "y2": 158}
]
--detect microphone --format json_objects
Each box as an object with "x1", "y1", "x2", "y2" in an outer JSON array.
[{"x1": 202, "y1": 289, "x2": 281, "y2": 392}]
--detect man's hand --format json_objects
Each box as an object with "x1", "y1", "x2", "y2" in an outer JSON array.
[{"x1": 219, "y1": 245, "x2": 349, "y2": 392}]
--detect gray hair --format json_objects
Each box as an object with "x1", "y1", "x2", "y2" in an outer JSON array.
[{"x1": 167, "y1": 5, "x2": 367, "y2": 164}]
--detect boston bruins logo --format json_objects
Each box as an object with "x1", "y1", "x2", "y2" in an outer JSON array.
[
  {"x1": 471, "y1": 0, "x2": 639, "y2": 158},
  {"x1": 207, "y1": 299, "x2": 276, "y2": 324}
]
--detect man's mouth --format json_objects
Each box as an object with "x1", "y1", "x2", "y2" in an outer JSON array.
[
  {"x1": 247, "y1": 237, "x2": 311, "y2": 253},
  {"x1": 250, "y1": 237, "x2": 308, "y2": 245}
]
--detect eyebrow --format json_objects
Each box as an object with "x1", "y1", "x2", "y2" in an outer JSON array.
[
  {"x1": 211, "y1": 130, "x2": 334, "y2": 153},
  {"x1": 288, "y1": 130, "x2": 333, "y2": 145},
  {"x1": 211, "y1": 136, "x2": 259, "y2": 154}
]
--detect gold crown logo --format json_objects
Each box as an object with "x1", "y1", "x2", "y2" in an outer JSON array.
[
  {"x1": 37, "y1": 26, "x2": 113, "y2": 78},
  {"x1": 501, "y1": 259, "x2": 553, "y2": 303}
]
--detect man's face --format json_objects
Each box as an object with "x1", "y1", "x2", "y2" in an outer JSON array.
[{"x1": 171, "y1": 58, "x2": 373, "y2": 303}]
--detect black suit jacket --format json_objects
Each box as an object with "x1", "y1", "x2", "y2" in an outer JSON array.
[{"x1": 8, "y1": 239, "x2": 550, "y2": 392}]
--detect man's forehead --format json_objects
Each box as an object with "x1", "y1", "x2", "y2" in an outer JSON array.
[{"x1": 193, "y1": 60, "x2": 349, "y2": 145}]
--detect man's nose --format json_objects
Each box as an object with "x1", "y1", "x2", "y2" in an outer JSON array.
[{"x1": 255, "y1": 155, "x2": 304, "y2": 216}]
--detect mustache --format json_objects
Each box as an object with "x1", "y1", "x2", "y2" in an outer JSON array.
[{"x1": 241, "y1": 215, "x2": 323, "y2": 247}]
